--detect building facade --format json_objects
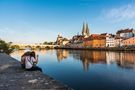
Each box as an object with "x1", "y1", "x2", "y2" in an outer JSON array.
[
  {"x1": 122, "y1": 37, "x2": 135, "y2": 46},
  {"x1": 83, "y1": 34, "x2": 106, "y2": 48},
  {"x1": 56, "y1": 34, "x2": 69, "y2": 46},
  {"x1": 101, "y1": 33, "x2": 115, "y2": 47},
  {"x1": 116, "y1": 28, "x2": 135, "y2": 39}
]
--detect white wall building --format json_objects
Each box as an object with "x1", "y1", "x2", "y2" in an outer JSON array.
[{"x1": 106, "y1": 35, "x2": 115, "y2": 47}]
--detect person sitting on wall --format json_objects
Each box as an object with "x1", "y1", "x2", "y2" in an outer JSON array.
[
  {"x1": 21, "y1": 51, "x2": 31, "y2": 69},
  {"x1": 21, "y1": 51, "x2": 42, "y2": 72}
]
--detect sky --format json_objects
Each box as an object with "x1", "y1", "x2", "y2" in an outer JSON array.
[{"x1": 0, "y1": 0, "x2": 135, "y2": 44}]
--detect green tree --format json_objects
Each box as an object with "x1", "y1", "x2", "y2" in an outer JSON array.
[
  {"x1": 11, "y1": 45, "x2": 20, "y2": 50},
  {"x1": 43, "y1": 41, "x2": 54, "y2": 45},
  {"x1": 0, "y1": 40, "x2": 14, "y2": 54},
  {"x1": 43, "y1": 41, "x2": 48, "y2": 45}
]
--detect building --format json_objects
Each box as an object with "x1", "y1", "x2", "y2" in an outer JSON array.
[
  {"x1": 56, "y1": 34, "x2": 63, "y2": 45},
  {"x1": 116, "y1": 28, "x2": 135, "y2": 39},
  {"x1": 101, "y1": 33, "x2": 115, "y2": 47},
  {"x1": 61, "y1": 38, "x2": 69, "y2": 46},
  {"x1": 122, "y1": 37, "x2": 135, "y2": 47},
  {"x1": 68, "y1": 35, "x2": 84, "y2": 48},
  {"x1": 71, "y1": 22, "x2": 90, "y2": 44},
  {"x1": 71, "y1": 35, "x2": 84, "y2": 44},
  {"x1": 68, "y1": 22, "x2": 90, "y2": 48},
  {"x1": 115, "y1": 28, "x2": 135, "y2": 47},
  {"x1": 114, "y1": 36, "x2": 123, "y2": 47},
  {"x1": 83, "y1": 34, "x2": 106, "y2": 48},
  {"x1": 83, "y1": 32, "x2": 115, "y2": 48},
  {"x1": 82, "y1": 22, "x2": 90, "y2": 38},
  {"x1": 56, "y1": 34, "x2": 69, "y2": 46}
]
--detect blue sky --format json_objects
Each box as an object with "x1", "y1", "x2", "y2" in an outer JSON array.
[{"x1": 0, "y1": 0, "x2": 135, "y2": 44}]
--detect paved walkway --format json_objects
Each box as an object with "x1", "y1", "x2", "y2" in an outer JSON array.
[{"x1": 0, "y1": 53, "x2": 73, "y2": 90}]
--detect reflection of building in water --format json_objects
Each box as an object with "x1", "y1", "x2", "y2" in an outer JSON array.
[
  {"x1": 106, "y1": 51, "x2": 135, "y2": 69},
  {"x1": 69, "y1": 50, "x2": 106, "y2": 71},
  {"x1": 56, "y1": 50, "x2": 69, "y2": 62},
  {"x1": 106, "y1": 52, "x2": 116, "y2": 65},
  {"x1": 82, "y1": 58, "x2": 89, "y2": 71},
  {"x1": 116, "y1": 52, "x2": 135, "y2": 69},
  {"x1": 81, "y1": 51, "x2": 106, "y2": 71},
  {"x1": 70, "y1": 50, "x2": 135, "y2": 70}
]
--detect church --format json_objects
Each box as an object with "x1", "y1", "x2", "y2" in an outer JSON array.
[{"x1": 82, "y1": 22, "x2": 90, "y2": 38}]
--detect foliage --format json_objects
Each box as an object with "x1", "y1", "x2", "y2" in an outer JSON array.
[
  {"x1": 43, "y1": 41, "x2": 54, "y2": 45},
  {"x1": 0, "y1": 40, "x2": 14, "y2": 54},
  {"x1": 11, "y1": 45, "x2": 20, "y2": 50}
]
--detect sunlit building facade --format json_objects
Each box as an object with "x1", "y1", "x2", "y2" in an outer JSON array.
[
  {"x1": 122, "y1": 37, "x2": 135, "y2": 46},
  {"x1": 83, "y1": 34, "x2": 106, "y2": 48}
]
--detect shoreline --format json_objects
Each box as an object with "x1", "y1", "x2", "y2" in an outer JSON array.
[
  {"x1": 0, "y1": 53, "x2": 73, "y2": 90},
  {"x1": 54, "y1": 47, "x2": 135, "y2": 52}
]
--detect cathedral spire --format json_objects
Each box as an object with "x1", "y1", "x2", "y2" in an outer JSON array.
[
  {"x1": 82, "y1": 22, "x2": 86, "y2": 36},
  {"x1": 86, "y1": 22, "x2": 90, "y2": 36},
  {"x1": 82, "y1": 22, "x2": 90, "y2": 38}
]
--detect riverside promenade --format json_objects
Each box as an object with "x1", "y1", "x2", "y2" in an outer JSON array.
[{"x1": 0, "y1": 53, "x2": 72, "y2": 90}]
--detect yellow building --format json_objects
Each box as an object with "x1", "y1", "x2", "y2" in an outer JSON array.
[
  {"x1": 83, "y1": 34, "x2": 106, "y2": 48},
  {"x1": 122, "y1": 37, "x2": 135, "y2": 46}
]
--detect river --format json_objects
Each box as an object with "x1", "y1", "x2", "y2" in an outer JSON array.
[{"x1": 11, "y1": 49, "x2": 135, "y2": 90}]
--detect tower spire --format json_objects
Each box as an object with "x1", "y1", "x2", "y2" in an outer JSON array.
[
  {"x1": 82, "y1": 22, "x2": 90, "y2": 37},
  {"x1": 86, "y1": 22, "x2": 90, "y2": 36},
  {"x1": 82, "y1": 22, "x2": 86, "y2": 36}
]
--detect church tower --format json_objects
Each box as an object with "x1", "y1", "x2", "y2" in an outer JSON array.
[
  {"x1": 82, "y1": 22, "x2": 86, "y2": 36},
  {"x1": 82, "y1": 22, "x2": 90, "y2": 38}
]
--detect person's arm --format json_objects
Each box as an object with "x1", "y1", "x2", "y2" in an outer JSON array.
[
  {"x1": 32, "y1": 57, "x2": 38, "y2": 64},
  {"x1": 36, "y1": 55, "x2": 39, "y2": 62}
]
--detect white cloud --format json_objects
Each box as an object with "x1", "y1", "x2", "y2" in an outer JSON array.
[{"x1": 103, "y1": 4, "x2": 135, "y2": 22}]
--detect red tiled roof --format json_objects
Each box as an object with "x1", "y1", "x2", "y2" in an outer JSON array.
[
  {"x1": 116, "y1": 28, "x2": 134, "y2": 34},
  {"x1": 84, "y1": 34, "x2": 106, "y2": 41}
]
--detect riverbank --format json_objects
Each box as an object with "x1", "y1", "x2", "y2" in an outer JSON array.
[
  {"x1": 0, "y1": 53, "x2": 72, "y2": 90},
  {"x1": 55, "y1": 47, "x2": 135, "y2": 51}
]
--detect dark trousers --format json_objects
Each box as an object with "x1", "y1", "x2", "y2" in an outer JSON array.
[{"x1": 26, "y1": 66, "x2": 42, "y2": 72}]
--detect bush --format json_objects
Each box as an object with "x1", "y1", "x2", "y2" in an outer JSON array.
[{"x1": 0, "y1": 40, "x2": 14, "y2": 54}]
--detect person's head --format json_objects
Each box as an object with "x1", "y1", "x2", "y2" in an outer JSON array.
[
  {"x1": 30, "y1": 51, "x2": 36, "y2": 58},
  {"x1": 22, "y1": 51, "x2": 31, "y2": 57}
]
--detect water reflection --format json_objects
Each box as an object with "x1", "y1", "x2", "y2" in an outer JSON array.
[
  {"x1": 56, "y1": 50, "x2": 69, "y2": 62},
  {"x1": 11, "y1": 49, "x2": 135, "y2": 71},
  {"x1": 11, "y1": 49, "x2": 135, "y2": 90},
  {"x1": 56, "y1": 50, "x2": 135, "y2": 71}
]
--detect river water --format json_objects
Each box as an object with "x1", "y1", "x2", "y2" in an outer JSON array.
[{"x1": 11, "y1": 49, "x2": 135, "y2": 90}]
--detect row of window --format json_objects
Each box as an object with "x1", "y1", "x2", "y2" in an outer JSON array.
[
  {"x1": 96, "y1": 44, "x2": 105, "y2": 47},
  {"x1": 123, "y1": 41, "x2": 135, "y2": 44},
  {"x1": 107, "y1": 44, "x2": 115, "y2": 47}
]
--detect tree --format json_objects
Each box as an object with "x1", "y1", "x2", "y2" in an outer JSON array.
[
  {"x1": 43, "y1": 41, "x2": 54, "y2": 45},
  {"x1": 11, "y1": 45, "x2": 20, "y2": 50},
  {"x1": 43, "y1": 41, "x2": 48, "y2": 45},
  {"x1": 0, "y1": 40, "x2": 14, "y2": 54}
]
